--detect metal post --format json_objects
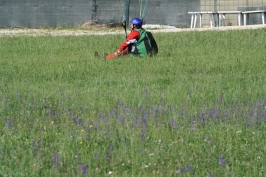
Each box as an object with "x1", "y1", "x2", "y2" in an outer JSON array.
[{"x1": 123, "y1": 0, "x2": 130, "y2": 27}]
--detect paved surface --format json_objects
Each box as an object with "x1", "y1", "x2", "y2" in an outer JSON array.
[{"x1": 0, "y1": 24, "x2": 265, "y2": 36}]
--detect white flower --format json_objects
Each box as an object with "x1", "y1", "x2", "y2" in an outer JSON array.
[
  {"x1": 108, "y1": 171, "x2": 112, "y2": 175},
  {"x1": 236, "y1": 131, "x2": 242, "y2": 134}
]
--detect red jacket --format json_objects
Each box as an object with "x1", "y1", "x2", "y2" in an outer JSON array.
[{"x1": 118, "y1": 30, "x2": 141, "y2": 51}]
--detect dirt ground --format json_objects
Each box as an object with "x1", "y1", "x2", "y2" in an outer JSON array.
[{"x1": 0, "y1": 24, "x2": 265, "y2": 36}]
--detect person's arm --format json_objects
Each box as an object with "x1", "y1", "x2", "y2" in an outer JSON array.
[{"x1": 117, "y1": 31, "x2": 140, "y2": 54}]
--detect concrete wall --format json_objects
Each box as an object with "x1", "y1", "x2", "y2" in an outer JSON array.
[
  {"x1": 200, "y1": 0, "x2": 266, "y2": 26},
  {"x1": 0, "y1": 0, "x2": 264, "y2": 28},
  {"x1": 0, "y1": 0, "x2": 93, "y2": 28},
  {"x1": 0, "y1": 0, "x2": 199, "y2": 28}
]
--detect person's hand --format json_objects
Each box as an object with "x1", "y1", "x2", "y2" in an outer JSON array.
[{"x1": 115, "y1": 49, "x2": 121, "y2": 56}]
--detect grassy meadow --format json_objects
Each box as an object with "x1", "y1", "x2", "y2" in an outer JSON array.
[{"x1": 0, "y1": 28, "x2": 266, "y2": 176}]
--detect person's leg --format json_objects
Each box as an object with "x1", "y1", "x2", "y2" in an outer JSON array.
[{"x1": 105, "y1": 48, "x2": 129, "y2": 60}]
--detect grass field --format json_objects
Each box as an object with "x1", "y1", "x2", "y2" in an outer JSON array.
[{"x1": 1, "y1": 28, "x2": 266, "y2": 176}]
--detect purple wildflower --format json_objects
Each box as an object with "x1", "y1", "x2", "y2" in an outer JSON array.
[
  {"x1": 260, "y1": 111, "x2": 265, "y2": 121},
  {"x1": 112, "y1": 107, "x2": 119, "y2": 118},
  {"x1": 53, "y1": 153, "x2": 60, "y2": 169},
  {"x1": 159, "y1": 106, "x2": 164, "y2": 113},
  {"x1": 104, "y1": 115, "x2": 109, "y2": 122},
  {"x1": 183, "y1": 164, "x2": 193, "y2": 172},
  {"x1": 142, "y1": 117, "x2": 148, "y2": 126},
  {"x1": 170, "y1": 118, "x2": 176, "y2": 127},
  {"x1": 218, "y1": 155, "x2": 227, "y2": 166},
  {"x1": 73, "y1": 118, "x2": 77, "y2": 124},
  {"x1": 77, "y1": 118, "x2": 83, "y2": 125},
  {"x1": 80, "y1": 164, "x2": 88, "y2": 177},
  {"x1": 212, "y1": 108, "x2": 217, "y2": 116},
  {"x1": 176, "y1": 164, "x2": 194, "y2": 173},
  {"x1": 133, "y1": 119, "x2": 139, "y2": 127}
]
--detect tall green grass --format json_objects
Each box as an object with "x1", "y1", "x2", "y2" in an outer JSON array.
[{"x1": 0, "y1": 28, "x2": 266, "y2": 176}]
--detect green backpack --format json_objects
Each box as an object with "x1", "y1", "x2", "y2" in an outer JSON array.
[{"x1": 131, "y1": 29, "x2": 158, "y2": 57}]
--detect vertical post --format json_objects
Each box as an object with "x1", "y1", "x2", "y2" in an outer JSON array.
[
  {"x1": 209, "y1": 13, "x2": 213, "y2": 28},
  {"x1": 92, "y1": 0, "x2": 98, "y2": 22},
  {"x1": 199, "y1": 13, "x2": 202, "y2": 27},
  {"x1": 237, "y1": 13, "x2": 241, "y2": 26},
  {"x1": 262, "y1": 12, "x2": 265, "y2": 25},
  {"x1": 194, "y1": 13, "x2": 197, "y2": 28},
  {"x1": 190, "y1": 13, "x2": 194, "y2": 28},
  {"x1": 244, "y1": 13, "x2": 247, "y2": 26},
  {"x1": 218, "y1": 14, "x2": 221, "y2": 26},
  {"x1": 123, "y1": 0, "x2": 130, "y2": 27}
]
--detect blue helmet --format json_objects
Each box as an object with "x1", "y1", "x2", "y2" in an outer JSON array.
[{"x1": 130, "y1": 18, "x2": 143, "y2": 26}]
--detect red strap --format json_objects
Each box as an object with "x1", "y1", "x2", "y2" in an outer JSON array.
[
  {"x1": 105, "y1": 47, "x2": 129, "y2": 60},
  {"x1": 105, "y1": 53, "x2": 117, "y2": 60}
]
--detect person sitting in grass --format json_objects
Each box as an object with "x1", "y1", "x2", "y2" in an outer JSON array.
[{"x1": 103, "y1": 17, "x2": 158, "y2": 60}]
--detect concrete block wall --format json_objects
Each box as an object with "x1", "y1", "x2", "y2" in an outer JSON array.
[
  {"x1": 0, "y1": 0, "x2": 264, "y2": 28},
  {"x1": 199, "y1": 0, "x2": 266, "y2": 26},
  {"x1": 0, "y1": 0, "x2": 93, "y2": 28},
  {"x1": 93, "y1": 0, "x2": 201, "y2": 28}
]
